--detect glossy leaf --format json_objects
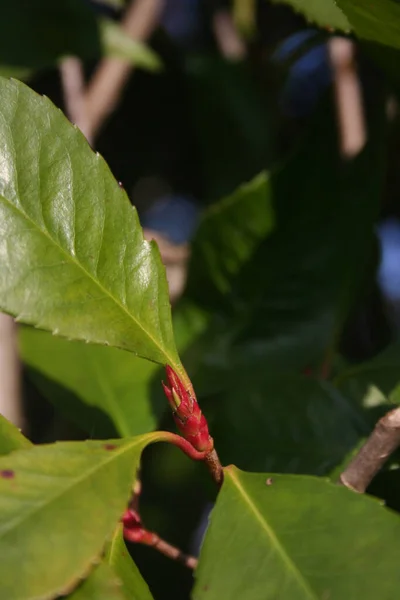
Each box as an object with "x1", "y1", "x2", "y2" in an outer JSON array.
[
  {"x1": 208, "y1": 371, "x2": 369, "y2": 475},
  {"x1": 100, "y1": 19, "x2": 162, "y2": 71},
  {"x1": 269, "y1": 0, "x2": 350, "y2": 31},
  {"x1": 67, "y1": 562, "x2": 127, "y2": 600},
  {"x1": 194, "y1": 467, "x2": 400, "y2": 600},
  {"x1": 0, "y1": 78, "x2": 183, "y2": 375},
  {"x1": 0, "y1": 414, "x2": 31, "y2": 455},
  {"x1": 0, "y1": 433, "x2": 159, "y2": 600},
  {"x1": 105, "y1": 525, "x2": 154, "y2": 600}
]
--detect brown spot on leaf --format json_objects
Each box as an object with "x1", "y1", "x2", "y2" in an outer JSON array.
[
  {"x1": 1, "y1": 469, "x2": 14, "y2": 479},
  {"x1": 103, "y1": 444, "x2": 117, "y2": 451}
]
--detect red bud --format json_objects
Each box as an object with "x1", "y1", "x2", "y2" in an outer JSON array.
[{"x1": 162, "y1": 365, "x2": 213, "y2": 453}]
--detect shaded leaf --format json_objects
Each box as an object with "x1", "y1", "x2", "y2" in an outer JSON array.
[
  {"x1": 67, "y1": 562, "x2": 127, "y2": 600},
  {"x1": 188, "y1": 97, "x2": 385, "y2": 371},
  {"x1": 0, "y1": 414, "x2": 31, "y2": 455},
  {"x1": 0, "y1": 433, "x2": 159, "y2": 600},
  {"x1": 186, "y1": 57, "x2": 273, "y2": 202},
  {"x1": 105, "y1": 525, "x2": 154, "y2": 600},
  {"x1": 0, "y1": 0, "x2": 101, "y2": 71},
  {"x1": 19, "y1": 327, "x2": 158, "y2": 438},
  {"x1": 208, "y1": 371, "x2": 369, "y2": 475},
  {"x1": 19, "y1": 302, "x2": 209, "y2": 438},
  {"x1": 269, "y1": 0, "x2": 350, "y2": 31},
  {"x1": 337, "y1": 0, "x2": 400, "y2": 49},
  {"x1": 187, "y1": 172, "x2": 274, "y2": 307},
  {"x1": 0, "y1": 78, "x2": 183, "y2": 375},
  {"x1": 194, "y1": 467, "x2": 400, "y2": 600},
  {"x1": 334, "y1": 343, "x2": 400, "y2": 425}
]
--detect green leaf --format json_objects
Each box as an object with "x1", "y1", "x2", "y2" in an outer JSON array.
[
  {"x1": 186, "y1": 57, "x2": 273, "y2": 202},
  {"x1": 189, "y1": 97, "x2": 385, "y2": 370},
  {"x1": 100, "y1": 19, "x2": 162, "y2": 72},
  {"x1": 0, "y1": 77, "x2": 183, "y2": 375},
  {"x1": 269, "y1": 0, "x2": 350, "y2": 31},
  {"x1": 0, "y1": 433, "x2": 159, "y2": 600},
  {"x1": 194, "y1": 467, "x2": 400, "y2": 600},
  {"x1": 105, "y1": 525, "x2": 154, "y2": 600},
  {"x1": 188, "y1": 173, "x2": 274, "y2": 305},
  {"x1": 337, "y1": 0, "x2": 400, "y2": 49},
  {"x1": 0, "y1": 414, "x2": 31, "y2": 455},
  {"x1": 334, "y1": 342, "x2": 400, "y2": 419},
  {"x1": 208, "y1": 372, "x2": 369, "y2": 475},
  {"x1": 19, "y1": 327, "x2": 159, "y2": 438},
  {"x1": 19, "y1": 302, "x2": 209, "y2": 438},
  {"x1": 67, "y1": 562, "x2": 127, "y2": 600}
]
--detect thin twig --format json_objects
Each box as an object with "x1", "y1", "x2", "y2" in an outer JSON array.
[
  {"x1": 152, "y1": 537, "x2": 198, "y2": 569},
  {"x1": 212, "y1": 8, "x2": 247, "y2": 61},
  {"x1": 59, "y1": 57, "x2": 89, "y2": 141},
  {"x1": 124, "y1": 470, "x2": 198, "y2": 570},
  {"x1": 82, "y1": 0, "x2": 163, "y2": 141},
  {"x1": 205, "y1": 448, "x2": 224, "y2": 488},
  {"x1": 0, "y1": 314, "x2": 24, "y2": 430},
  {"x1": 339, "y1": 406, "x2": 400, "y2": 493},
  {"x1": 144, "y1": 229, "x2": 189, "y2": 304},
  {"x1": 328, "y1": 37, "x2": 366, "y2": 159}
]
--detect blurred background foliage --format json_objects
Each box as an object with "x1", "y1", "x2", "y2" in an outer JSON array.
[{"x1": 5, "y1": 0, "x2": 400, "y2": 598}]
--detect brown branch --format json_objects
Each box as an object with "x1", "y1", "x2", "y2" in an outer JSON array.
[
  {"x1": 328, "y1": 37, "x2": 366, "y2": 159},
  {"x1": 124, "y1": 473, "x2": 198, "y2": 570},
  {"x1": 59, "y1": 57, "x2": 91, "y2": 142},
  {"x1": 82, "y1": 0, "x2": 163, "y2": 142},
  {"x1": 212, "y1": 8, "x2": 246, "y2": 61},
  {"x1": 205, "y1": 448, "x2": 224, "y2": 488},
  {"x1": 338, "y1": 406, "x2": 400, "y2": 493},
  {"x1": 152, "y1": 536, "x2": 198, "y2": 569},
  {"x1": 0, "y1": 314, "x2": 24, "y2": 430}
]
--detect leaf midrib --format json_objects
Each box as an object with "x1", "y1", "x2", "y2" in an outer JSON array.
[
  {"x1": 0, "y1": 187, "x2": 177, "y2": 368},
  {"x1": 228, "y1": 468, "x2": 317, "y2": 599},
  {"x1": 0, "y1": 435, "x2": 156, "y2": 539}
]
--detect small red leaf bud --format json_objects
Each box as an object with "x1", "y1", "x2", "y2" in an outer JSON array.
[{"x1": 162, "y1": 365, "x2": 213, "y2": 454}]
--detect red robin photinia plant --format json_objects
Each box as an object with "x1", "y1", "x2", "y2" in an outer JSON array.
[{"x1": 2, "y1": 19, "x2": 400, "y2": 597}]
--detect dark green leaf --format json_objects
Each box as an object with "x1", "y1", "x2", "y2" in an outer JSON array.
[
  {"x1": 186, "y1": 57, "x2": 273, "y2": 202},
  {"x1": 269, "y1": 0, "x2": 350, "y2": 31},
  {"x1": 0, "y1": 1, "x2": 159, "y2": 73},
  {"x1": 0, "y1": 78, "x2": 183, "y2": 375},
  {"x1": 0, "y1": 0, "x2": 101, "y2": 71},
  {"x1": 188, "y1": 97, "x2": 385, "y2": 371},
  {"x1": 209, "y1": 372, "x2": 369, "y2": 475},
  {"x1": 0, "y1": 433, "x2": 158, "y2": 600},
  {"x1": 194, "y1": 467, "x2": 400, "y2": 599},
  {"x1": 187, "y1": 172, "x2": 274, "y2": 308}
]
